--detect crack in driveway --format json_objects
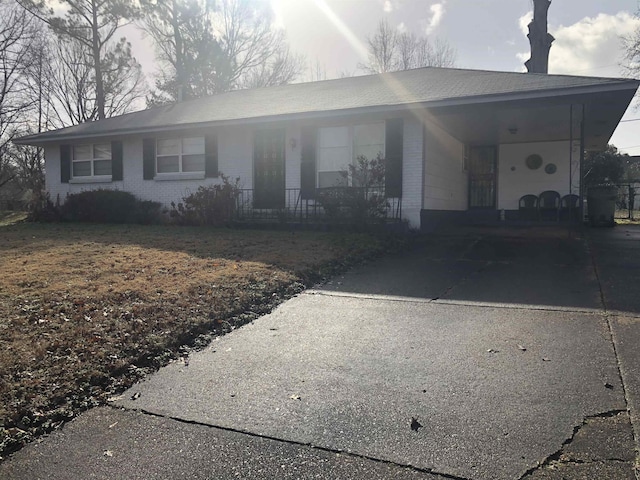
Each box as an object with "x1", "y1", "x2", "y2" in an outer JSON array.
[
  {"x1": 118, "y1": 405, "x2": 474, "y2": 480},
  {"x1": 520, "y1": 410, "x2": 635, "y2": 479}
]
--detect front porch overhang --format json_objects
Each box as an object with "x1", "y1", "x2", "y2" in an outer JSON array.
[{"x1": 424, "y1": 87, "x2": 638, "y2": 151}]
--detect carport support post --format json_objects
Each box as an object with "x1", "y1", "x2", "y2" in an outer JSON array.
[
  {"x1": 579, "y1": 105, "x2": 585, "y2": 222},
  {"x1": 569, "y1": 104, "x2": 586, "y2": 227},
  {"x1": 569, "y1": 105, "x2": 575, "y2": 234}
]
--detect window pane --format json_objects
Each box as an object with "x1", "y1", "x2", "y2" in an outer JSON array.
[
  {"x1": 157, "y1": 156, "x2": 179, "y2": 173},
  {"x1": 354, "y1": 145, "x2": 384, "y2": 162},
  {"x1": 182, "y1": 137, "x2": 204, "y2": 155},
  {"x1": 73, "y1": 145, "x2": 91, "y2": 160},
  {"x1": 319, "y1": 127, "x2": 349, "y2": 148},
  {"x1": 94, "y1": 160, "x2": 112, "y2": 176},
  {"x1": 318, "y1": 146, "x2": 350, "y2": 172},
  {"x1": 182, "y1": 154, "x2": 205, "y2": 172},
  {"x1": 157, "y1": 139, "x2": 180, "y2": 156},
  {"x1": 354, "y1": 123, "x2": 384, "y2": 147},
  {"x1": 72, "y1": 161, "x2": 91, "y2": 176},
  {"x1": 93, "y1": 144, "x2": 111, "y2": 159},
  {"x1": 318, "y1": 171, "x2": 347, "y2": 188}
]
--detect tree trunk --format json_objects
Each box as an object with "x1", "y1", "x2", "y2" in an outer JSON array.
[
  {"x1": 525, "y1": 0, "x2": 554, "y2": 74},
  {"x1": 92, "y1": 0, "x2": 106, "y2": 119},
  {"x1": 171, "y1": 0, "x2": 186, "y2": 101}
]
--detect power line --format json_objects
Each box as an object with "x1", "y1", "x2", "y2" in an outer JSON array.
[{"x1": 619, "y1": 118, "x2": 640, "y2": 123}]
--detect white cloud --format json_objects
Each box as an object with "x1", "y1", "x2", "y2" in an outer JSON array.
[
  {"x1": 516, "y1": 11, "x2": 640, "y2": 77},
  {"x1": 380, "y1": 0, "x2": 401, "y2": 13},
  {"x1": 519, "y1": 11, "x2": 533, "y2": 36},
  {"x1": 426, "y1": 2, "x2": 446, "y2": 35}
]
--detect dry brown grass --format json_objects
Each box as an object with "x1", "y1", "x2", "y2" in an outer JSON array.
[{"x1": 0, "y1": 222, "x2": 395, "y2": 458}]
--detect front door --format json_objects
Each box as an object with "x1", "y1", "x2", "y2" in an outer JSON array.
[
  {"x1": 468, "y1": 146, "x2": 497, "y2": 209},
  {"x1": 254, "y1": 129, "x2": 285, "y2": 209}
]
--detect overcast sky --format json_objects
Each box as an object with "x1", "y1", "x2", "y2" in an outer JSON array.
[{"x1": 127, "y1": 0, "x2": 640, "y2": 153}]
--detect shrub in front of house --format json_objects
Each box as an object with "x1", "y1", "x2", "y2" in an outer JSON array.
[
  {"x1": 170, "y1": 174, "x2": 241, "y2": 226},
  {"x1": 317, "y1": 154, "x2": 389, "y2": 224},
  {"x1": 59, "y1": 189, "x2": 162, "y2": 224},
  {"x1": 28, "y1": 193, "x2": 61, "y2": 222}
]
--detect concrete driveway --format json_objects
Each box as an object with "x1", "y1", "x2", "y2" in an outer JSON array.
[{"x1": 3, "y1": 225, "x2": 640, "y2": 480}]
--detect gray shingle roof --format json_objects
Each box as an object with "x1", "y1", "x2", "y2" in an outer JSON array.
[{"x1": 17, "y1": 67, "x2": 639, "y2": 144}]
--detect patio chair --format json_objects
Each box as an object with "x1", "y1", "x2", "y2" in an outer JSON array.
[
  {"x1": 560, "y1": 194, "x2": 580, "y2": 222},
  {"x1": 538, "y1": 190, "x2": 561, "y2": 221},
  {"x1": 518, "y1": 194, "x2": 539, "y2": 221}
]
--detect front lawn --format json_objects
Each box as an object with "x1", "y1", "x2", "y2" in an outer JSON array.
[{"x1": 0, "y1": 222, "x2": 402, "y2": 458}]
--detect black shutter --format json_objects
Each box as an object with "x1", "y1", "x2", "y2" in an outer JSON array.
[
  {"x1": 143, "y1": 138, "x2": 155, "y2": 180},
  {"x1": 205, "y1": 133, "x2": 218, "y2": 178},
  {"x1": 60, "y1": 144, "x2": 71, "y2": 183},
  {"x1": 385, "y1": 118, "x2": 403, "y2": 198},
  {"x1": 111, "y1": 140, "x2": 123, "y2": 181},
  {"x1": 300, "y1": 126, "x2": 317, "y2": 199}
]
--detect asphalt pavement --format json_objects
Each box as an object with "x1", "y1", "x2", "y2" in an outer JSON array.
[{"x1": 2, "y1": 224, "x2": 640, "y2": 480}]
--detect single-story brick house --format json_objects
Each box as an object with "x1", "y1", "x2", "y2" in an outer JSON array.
[{"x1": 16, "y1": 67, "x2": 639, "y2": 229}]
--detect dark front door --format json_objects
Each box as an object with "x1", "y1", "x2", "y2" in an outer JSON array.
[
  {"x1": 254, "y1": 129, "x2": 285, "y2": 209},
  {"x1": 468, "y1": 146, "x2": 497, "y2": 209}
]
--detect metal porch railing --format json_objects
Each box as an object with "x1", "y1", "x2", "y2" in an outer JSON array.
[{"x1": 234, "y1": 187, "x2": 402, "y2": 224}]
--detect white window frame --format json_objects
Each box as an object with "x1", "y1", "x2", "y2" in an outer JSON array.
[
  {"x1": 70, "y1": 143, "x2": 112, "y2": 183},
  {"x1": 155, "y1": 137, "x2": 205, "y2": 179},
  {"x1": 316, "y1": 123, "x2": 385, "y2": 188}
]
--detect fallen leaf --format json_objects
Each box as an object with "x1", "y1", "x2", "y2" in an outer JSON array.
[
  {"x1": 103, "y1": 450, "x2": 113, "y2": 457},
  {"x1": 290, "y1": 394, "x2": 301, "y2": 401},
  {"x1": 410, "y1": 417, "x2": 422, "y2": 431},
  {"x1": 487, "y1": 348, "x2": 499, "y2": 354},
  {"x1": 542, "y1": 358, "x2": 550, "y2": 362},
  {"x1": 130, "y1": 392, "x2": 141, "y2": 400},
  {"x1": 517, "y1": 344, "x2": 527, "y2": 351}
]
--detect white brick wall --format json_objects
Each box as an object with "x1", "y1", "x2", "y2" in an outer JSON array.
[
  {"x1": 44, "y1": 128, "x2": 254, "y2": 208},
  {"x1": 423, "y1": 119, "x2": 468, "y2": 211},
  {"x1": 42, "y1": 115, "x2": 427, "y2": 228}
]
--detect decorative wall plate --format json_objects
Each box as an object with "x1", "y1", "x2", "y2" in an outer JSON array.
[
  {"x1": 525, "y1": 154, "x2": 543, "y2": 170},
  {"x1": 545, "y1": 163, "x2": 557, "y2": 174}
]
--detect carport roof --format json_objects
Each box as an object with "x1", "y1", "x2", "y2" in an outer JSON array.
[{"x1": 16, "y1": 66, "x2": 640, "y2": 145}]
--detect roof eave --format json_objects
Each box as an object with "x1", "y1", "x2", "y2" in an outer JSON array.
[{"x1": 14, "y1": 79, "x2": 640, "y2": 146}]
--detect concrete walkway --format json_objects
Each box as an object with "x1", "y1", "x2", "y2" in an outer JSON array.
[{"x1": 2, "y1": 225, "x2": 640, "y2": 480}]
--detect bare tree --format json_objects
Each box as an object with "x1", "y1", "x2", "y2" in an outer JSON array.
[
  {"x1": 217, "y1": 0, "x2": 304, "y2": 90},
  {"x1": 308, "y1": 59, "x2": 327, "y2": 82},
  {"x1": 42, "y1": 35, "x2": 144, "y2": 127},
  {"x1": 143, "y1": 0, "x2": 304, "y2": 104},
  {"x1": 143, "y1": 0, "x2": 227, "y2": 104},
  {"x1": 240, "y1": 45, "x2": 305, "y2": 89},
  {"x1": 362, "y1": 20, "x2": 398, "y2": 73},
  {"x1": 18, "y1": 0, "x2": 143, "y2": 120},
  {"x1": 13, "y1": 36, "x2": 51, "y2": 198},
  {"x1": 0, "y1": 2, "x2": 41, "y2": 191},
  {"x1": 623, "y1": 15, "x2": 640, "y2": 78},
  {"x1": 361, "y1": 19, "x2": 456, "y2": 74}
]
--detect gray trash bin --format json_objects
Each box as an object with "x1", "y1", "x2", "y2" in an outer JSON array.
[{"x1": 587, "y1": 185, "x2": 617, "y2": 227}]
